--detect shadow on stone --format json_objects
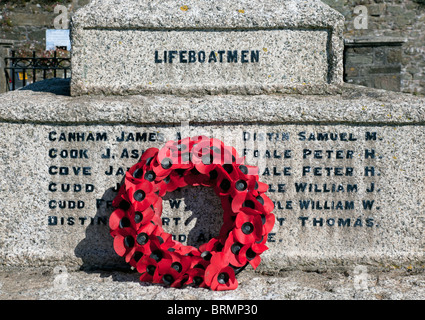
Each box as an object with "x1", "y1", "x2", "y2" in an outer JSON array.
[
  {"x1": 74, "y1": 183, "x2": 223, "y2": 282},
  {"x1": 19, "y1": 78, "x2": 70, "y2": 96},
  {"x1": 74, "y1": 182, "x2": 136, "y2": 282},
  {"x1": 162, "y1": 186, "x2": 223, "y2": 248}
]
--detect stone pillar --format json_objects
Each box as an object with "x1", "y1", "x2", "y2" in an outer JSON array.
[{"x1": 0, "y1": 40, "x2": 14, "y2": 94}]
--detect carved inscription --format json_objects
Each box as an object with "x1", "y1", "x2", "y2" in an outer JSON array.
[
  {"x1": 154, "y1": 50, "x2": 261, "y2": 64},
  {"x1": 242, "y1": 129, "x2": 381, "y2": 246},
  {"x1": 46, "y1": 127, "x2": 383, "y2": 246}
]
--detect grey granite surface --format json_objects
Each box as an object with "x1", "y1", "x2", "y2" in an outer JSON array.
[
  {"x1": 1, "y1": 79, "x2": 423, "y2": 125},
  {"x1": 0, "y1": 267, "x2": 423, "y2": 300},
  {"x1": 72, "y1": 0, "x2": 343, "y2": 30},
  {"x1": 70, "y1": 0, "x2": 344, "y2": 95},
  {"x1": 0, "y1": 79, "x2": 424, "y2": 273}
]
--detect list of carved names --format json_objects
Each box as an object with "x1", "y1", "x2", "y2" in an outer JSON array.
[{"x1": 45, "y1": 128, "x2": 383, "y2": 243}]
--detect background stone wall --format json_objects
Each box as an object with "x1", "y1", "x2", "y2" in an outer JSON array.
[
  {"x1": 322, "y1": 0, "x2": 425, "y2": 95},
  {"x1": 0, "y1": 0, "x2": 424, "y2": 95},
  {"x1": 343, "y1": 38, "x2": 404, "y2": 92},
  {"x1": 0, "y1": 1, "x2": 86, "y2": 53}
]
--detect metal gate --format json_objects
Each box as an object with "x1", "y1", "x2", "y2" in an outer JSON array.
[{"x1": 4, "y1": 50, "x2": 71, "y2": 91}]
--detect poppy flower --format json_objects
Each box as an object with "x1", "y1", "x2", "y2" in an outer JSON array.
[
  {"x1": 155, "y1": 254, "x2": 192, "y2": 287},
  {"x1": 216, "y1": 162, "x2": 240, "y2": 182},
  {"x1": 204, "y1": 252, "x2": 238, "y2": 291},
  {"x1": 137, "y1": 256, "x2": 161, "y2": 283},
  {"x1": 260, "y1": 212, "x2": 275, "y2": 235},
  {"x1": 126, "y1": 179, "x2": 151, "y2": 200},
  {"x1": 173, "y1": 241, "x2": 200, "y2": 257},
  {"x1": 191, "y1": 139, "x2": 212, "y2": 162},
  {"x1": 214, "y1": 167, "x2": 236, "y2": 197},
  {"x1": 187, "y1": 255, "x2": 209, "y2": 270},
  {"x1": 127, "y1": 180, "x2": 159, "y2": 213},
  {"x1": 170, "y1": 252, "x2": 193, "y2": 273},
  {"x1": 241, "y1": 164, "x2": 258, "y2": 175},
  {"x1": 194, "y1": 152, "x2": 220, "y2": 176},
  {"x1": 255, "y1": 180, "x2": 269, "y2": 193},
  {"x1": 127, "y1": 249, "x2": 145, "y2": 269},
  {"x1": 125, "y1": 167, "x2": 142, "y2": 186},
  {"x1": 199, "y1": 237, "x2": 224, "y2": 255},
  {"x1": 110, "y1": 208, "x2": 156, "y2": 262},
  {"x1": 127, "y1": 204, "x2": 155, "y2": 228},
  {"x1": 157, "y1": 143, "x2": 175, "y2": 164},
  {"x1": 234, "y1": 210, "x2": 263, "y2": 244},
  {"x1": 239, "y1": 242, "x2": 268, "y2": 270},
  {"x1": 140, "y1": 148, "x2": 159, "y2": 164},
  {"x1": 151, "y1": 158, "x2": 172, "y2": 178},
  {"x1": 230, "y1": 191, "x2": 267, "y2": 214},
  {"x1": 229, "y1": 177, "x2": 255, "y2": 200},
  {"x1": 128, "y1": 148, "x2": 158, "y2": 180},
  {"x1": 185, "y1": 267, "x2": 207, "y2": 288},
  {"x1": 150, "y1": 179, "x2": 168, "y2": 197},
  {"x1": 254, "y1": 193, "x2": 275, "y2": 213},
  {"x1": 163, "y1": 170, "x2": 189, "y2": 192},
  {"x1": 223, "y1": 230, "x2": 269, "y2": 270},
  {"x1": 222, "y1": 231, "x2": 248, "y2": 268},
  {"x1": 133, "y1": 223, "x2": 161, "y2": 255},
  {"x1": 112, "y1": 228, "x2": 137, "y2": 258},
  {"x1": 140, "y1": 241, "x2": 172, "y2": 279},
  {"x1": 174, "y1": 153, "x2": 193, "y2": 170},
  {"x1": 173, "y1": 137, "x2": 191, "y2": 160},
  {"x1": 153, "y1": 229, "x2": 179, "y2": 253},
  {"x1": 235, "y1": 174, "x2": 258, "y2": 195},
  {"x1": 153, "y1": 262, "x2": 182, "y2": 286},
  {"x1": 111, "y1": 184, "x2": 128, "y2": 208},
  {"x1": 211, "y1": 144, "x2": 228, "y2": 164},
  {"x1": 150, "y1": 148, "x2": 183, "y2": 178},
  {"x1": 109, "y1": 208, "x2": 131, "y2": 236}
]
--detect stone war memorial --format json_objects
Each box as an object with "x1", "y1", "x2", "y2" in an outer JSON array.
[{"x1": 0, "y1": 0, "x2": 424, "y2": 300}]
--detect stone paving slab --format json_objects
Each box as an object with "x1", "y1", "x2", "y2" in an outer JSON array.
[{"x1": 0, "y1": 267, "x2": 424, "y2": 300}]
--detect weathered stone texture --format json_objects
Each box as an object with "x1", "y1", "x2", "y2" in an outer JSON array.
[
  {"x1": 322, "y1": 0, "x2": 425, "y2": 95},
  {"x1": 70, "y1": 0, "x2": 344, "y2": 96},
  {"x1": 0, "y1": 79, "x2": 424, "y2": 273}
]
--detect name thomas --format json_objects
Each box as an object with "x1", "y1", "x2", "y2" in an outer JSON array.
[{"x1": 154, "y1": 50, "x2": 260, "y2": 64}]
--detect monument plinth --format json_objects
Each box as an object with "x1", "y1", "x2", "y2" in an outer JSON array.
[
  {"x1": 70, "y1": 0, "x2": 344, "y2": 96},
  {"x1": 0, "y1": 0, "x2": 424, "y2": 276}
]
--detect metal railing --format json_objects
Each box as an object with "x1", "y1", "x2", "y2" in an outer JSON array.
[{"x1": 4, "y1": 50, "x2": 71, "y2": 91}]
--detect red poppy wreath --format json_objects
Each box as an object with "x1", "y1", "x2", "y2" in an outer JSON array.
[{"x1": 109, "y1": 136, "x2": 275, "y2": 291}]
